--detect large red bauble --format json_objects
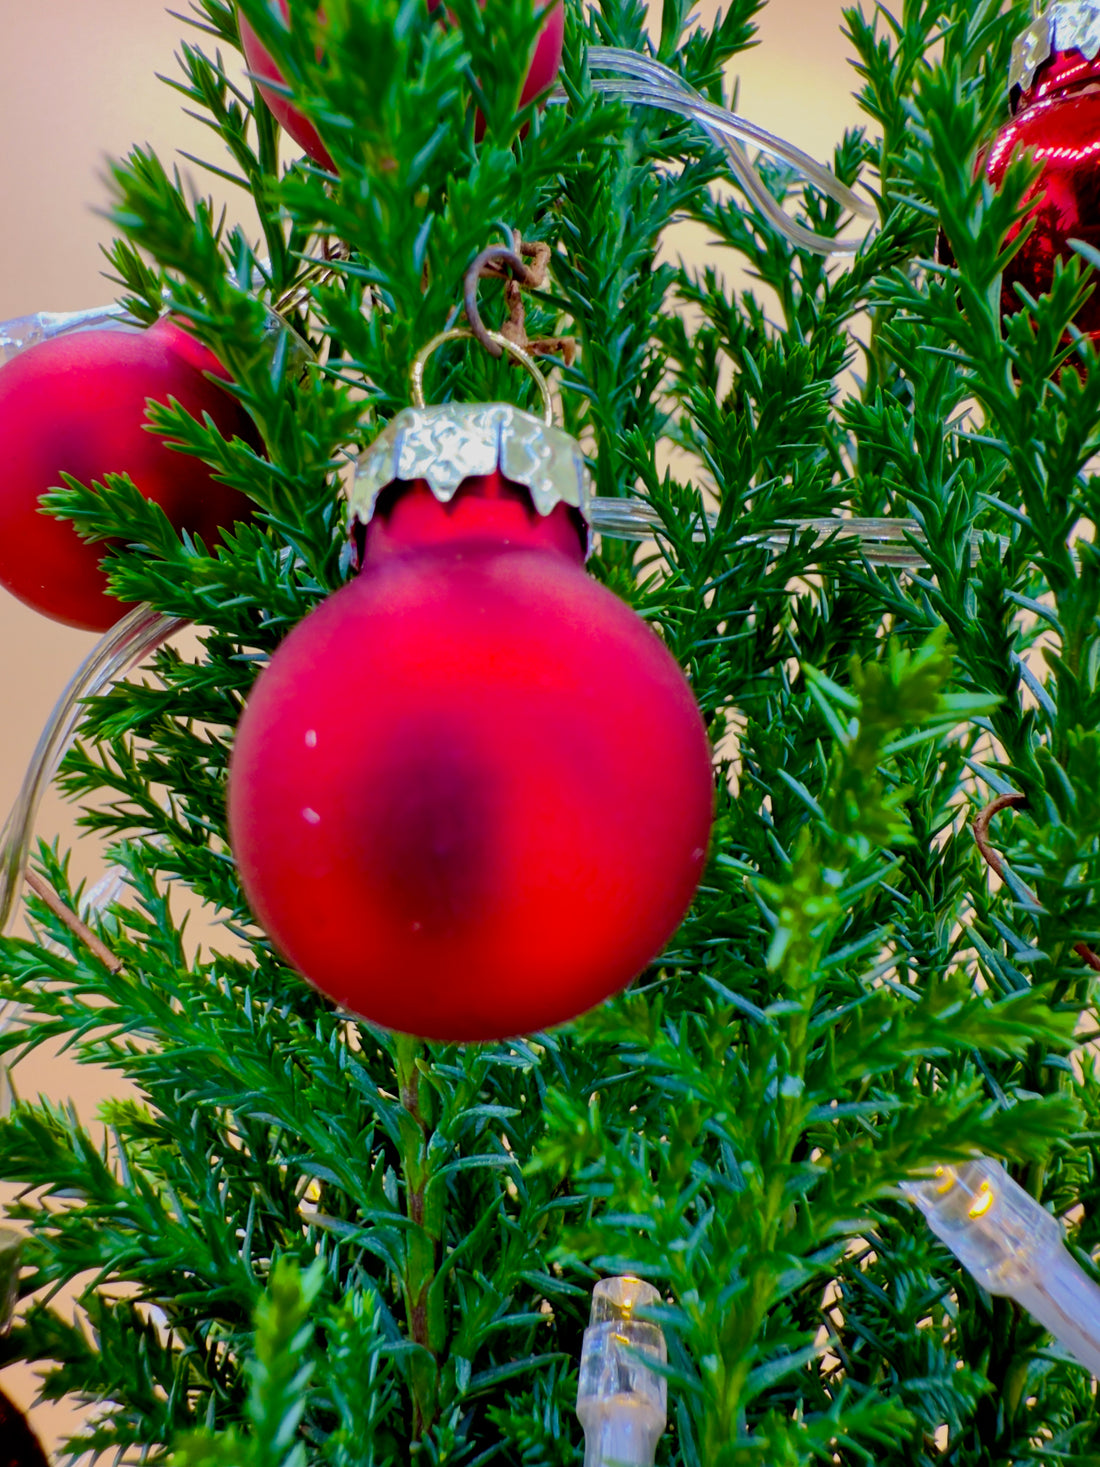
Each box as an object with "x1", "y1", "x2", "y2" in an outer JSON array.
[
  {"x1": 0, "y1": 318, "x2": 255, "y2": 632},
  {"x1": 238, "y1": 0, "x2": 565, "y2": 169},
  {"x1": 984, "y1": 46, "x2": 1100, "y2": 335},
  {"x1": 227, "y1": 470, "x2": 714, "y2": 1042}
]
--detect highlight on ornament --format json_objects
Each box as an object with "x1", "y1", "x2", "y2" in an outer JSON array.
[{"x1": 941, "y1": 0, "x2": 1100, "y2": 346}]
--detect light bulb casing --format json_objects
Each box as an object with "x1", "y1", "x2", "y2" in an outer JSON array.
[
  {"x1": 904, "y1": 1159, "x2": 1061, "y2": 1295},
  {"x1": 905, "y1": 1159, "x2": 1100, "y2": 1377},
  {"x1": 576, "y1": 1277, "x2": 668, "y2": 1467}
]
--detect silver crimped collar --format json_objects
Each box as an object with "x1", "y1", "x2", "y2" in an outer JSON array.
[
  {"x1": 1011, "y1": 1, "x2": 1100, "y2": 92},
  {"x1": 349, "y1": 402, "x2": 592, "y2": 526}
]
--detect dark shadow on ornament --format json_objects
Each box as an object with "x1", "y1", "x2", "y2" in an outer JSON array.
[{"x1": 973, "y1": 791, "x2": 1100, "y2": 973}]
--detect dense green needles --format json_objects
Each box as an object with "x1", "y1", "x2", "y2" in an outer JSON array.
[{"x1": 0, "y1": 0, "x2": 1097, "y2": 1462}]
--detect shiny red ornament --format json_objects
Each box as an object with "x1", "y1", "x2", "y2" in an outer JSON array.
[
  {"x1": 983, "y1": 39, "x2": 1100, "y2": 336},
  {"x1": 227, "y1": 404, "x2": 714, "y2": 1041},
  {"x1": 238, "y1": 0, "x2": 564, "y2": 169},
  {"x1": 0, "y1": 317, "x2": 255, "y2": 632}
]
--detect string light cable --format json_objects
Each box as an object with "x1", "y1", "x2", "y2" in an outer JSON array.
[
  {"x1": 904, "y1": 1159, "x2": 1100, "y2": 1376},
  {"x1": 552, "y1": 46, "x2": 877, "y2": 257},
  {"x1": 0, "y1": 605, "x2": 185, "y2": 933}
]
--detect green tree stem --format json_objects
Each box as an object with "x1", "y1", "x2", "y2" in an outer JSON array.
[{"x1": 395, "y1": 1033, "x2": 442, "y2": 1440}]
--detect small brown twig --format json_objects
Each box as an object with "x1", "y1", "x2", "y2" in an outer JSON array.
[
  {"x1": 24, "y1": 871, "x2": 122, "y2": 973},
  {"x1": 272, "y1": 236, "x2": 352, "y2": 317},
  {"x1": 972, "y1": 793, "x2": 1027, "y2": 884},
  {"x1": 972, "y1": 793, "x2": 1100, "y2": 973}
]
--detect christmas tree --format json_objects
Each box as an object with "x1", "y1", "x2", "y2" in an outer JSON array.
[{"x1": 1, "y1": 0, "x2": 1099, "y2": 1462}]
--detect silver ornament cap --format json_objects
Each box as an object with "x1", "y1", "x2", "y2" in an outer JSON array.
[
  {"x1": 350, "y1": 400, "x2": 592, "y2": 528},
  {"x1": 1010, "y1": 1, "x2": 1100, "y2": 92}
]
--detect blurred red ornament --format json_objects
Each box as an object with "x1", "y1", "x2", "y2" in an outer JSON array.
[
  {"x1": 981, "y1": 7, "x2": 1100, "y2": 335},
  {"x1": 238, "y1": 0, "x2": 564, "y2": 168},
  {"x1": 0, "y1": 318, "x2": 255, "y2": 632},
  {"x1": 239, "y1": 1, "x2": 335, "y2": 169},
  {"x1": 0, "y1": 1390, "x2": 49, "y2": 1467},
  {"x1": 227, "y1": 396, "x2": 714, "y2": 1042}
]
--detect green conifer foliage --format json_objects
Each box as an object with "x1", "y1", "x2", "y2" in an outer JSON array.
[{"x1": 0, "y1": 0, "x2": 1098, "y2": 1462}]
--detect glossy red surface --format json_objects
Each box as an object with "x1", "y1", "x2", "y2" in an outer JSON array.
[
  {"x1": 986, "y1": 49, "x2": 1100, "y2": 333},
  {"x1": 227, "y1": 472, "x2": 715, "y2": 1042},
  {"x1": 516, "y1": 0, "x2": 564, "y2": 112},
  {"x1": 238, "y1": 0, "x2": 564, "y2": 168},
  {"x1": 1015, "y1": 47, "x2": 1100, "y2": 108},
  {"x1": 0, "y1": 318, "x2": 255, "y2": 631}
]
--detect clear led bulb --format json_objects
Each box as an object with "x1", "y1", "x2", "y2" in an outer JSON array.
[
  {"x1": 577, "y1": 1277, "x2": 668, "y2": 1467},
  {"x1": 905, "y1": 1159, "x2": 1100, "y2": 1375}
]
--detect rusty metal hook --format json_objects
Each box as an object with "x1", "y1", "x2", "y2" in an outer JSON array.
[
  {"x1": 462, "y1": 246, "x2": 535, "y2": 358},
  {"x1": 972, "y1": 792, "x2": 1100, "y2": 974}
]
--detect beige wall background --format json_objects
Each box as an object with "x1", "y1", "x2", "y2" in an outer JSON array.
[{"x1": 0, "y1": 0, "x2": 862, "y2": 1455}]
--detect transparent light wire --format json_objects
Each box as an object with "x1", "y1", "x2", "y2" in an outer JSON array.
[
  {"x1": 552, "y1": 47, "x2": 876, "y2": 257},
  {"x1": 904, "y1": 1159, "x2": 1100, "y2": 1376},
  {"x1": 587, "y1": 500, "x2": 956, "y2": 567},
  {"x1": 0, "y1": 502, "x2": 955, "y2": 939},
  {"x1": 0, "y1": 268, "x2": 984, "y2": 939},
  {"x1": 0, "y1": 605, "x2": 185, "y2": 934}
]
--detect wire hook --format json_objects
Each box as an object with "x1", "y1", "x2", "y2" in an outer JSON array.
[{"x1": 462, "y1": 246, "x2": 535, "y2": 357}]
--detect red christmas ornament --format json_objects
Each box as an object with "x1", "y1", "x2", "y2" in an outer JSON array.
[
  {"x1": 227, "y1": 371, "x2": 714, "y2": 1041},
  {"x1": 981, "y1": 4, "x2": 1100, "y2": 335},
  {"x1": 0, "y1": 1391, "x2": 49, "y2": 1467},
  {"x1": 238, "y1": 0, "x2": 564, "y2": 169},
  {"x1": 239, "y1": 1, "x2": 335, "y2": 170},
  {"x1": 0, "y1": 1233, "x2": 46, "y2": 1467},
  {"x1": 0, "y1": 317, "x2": 255, "y2": 633}
]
